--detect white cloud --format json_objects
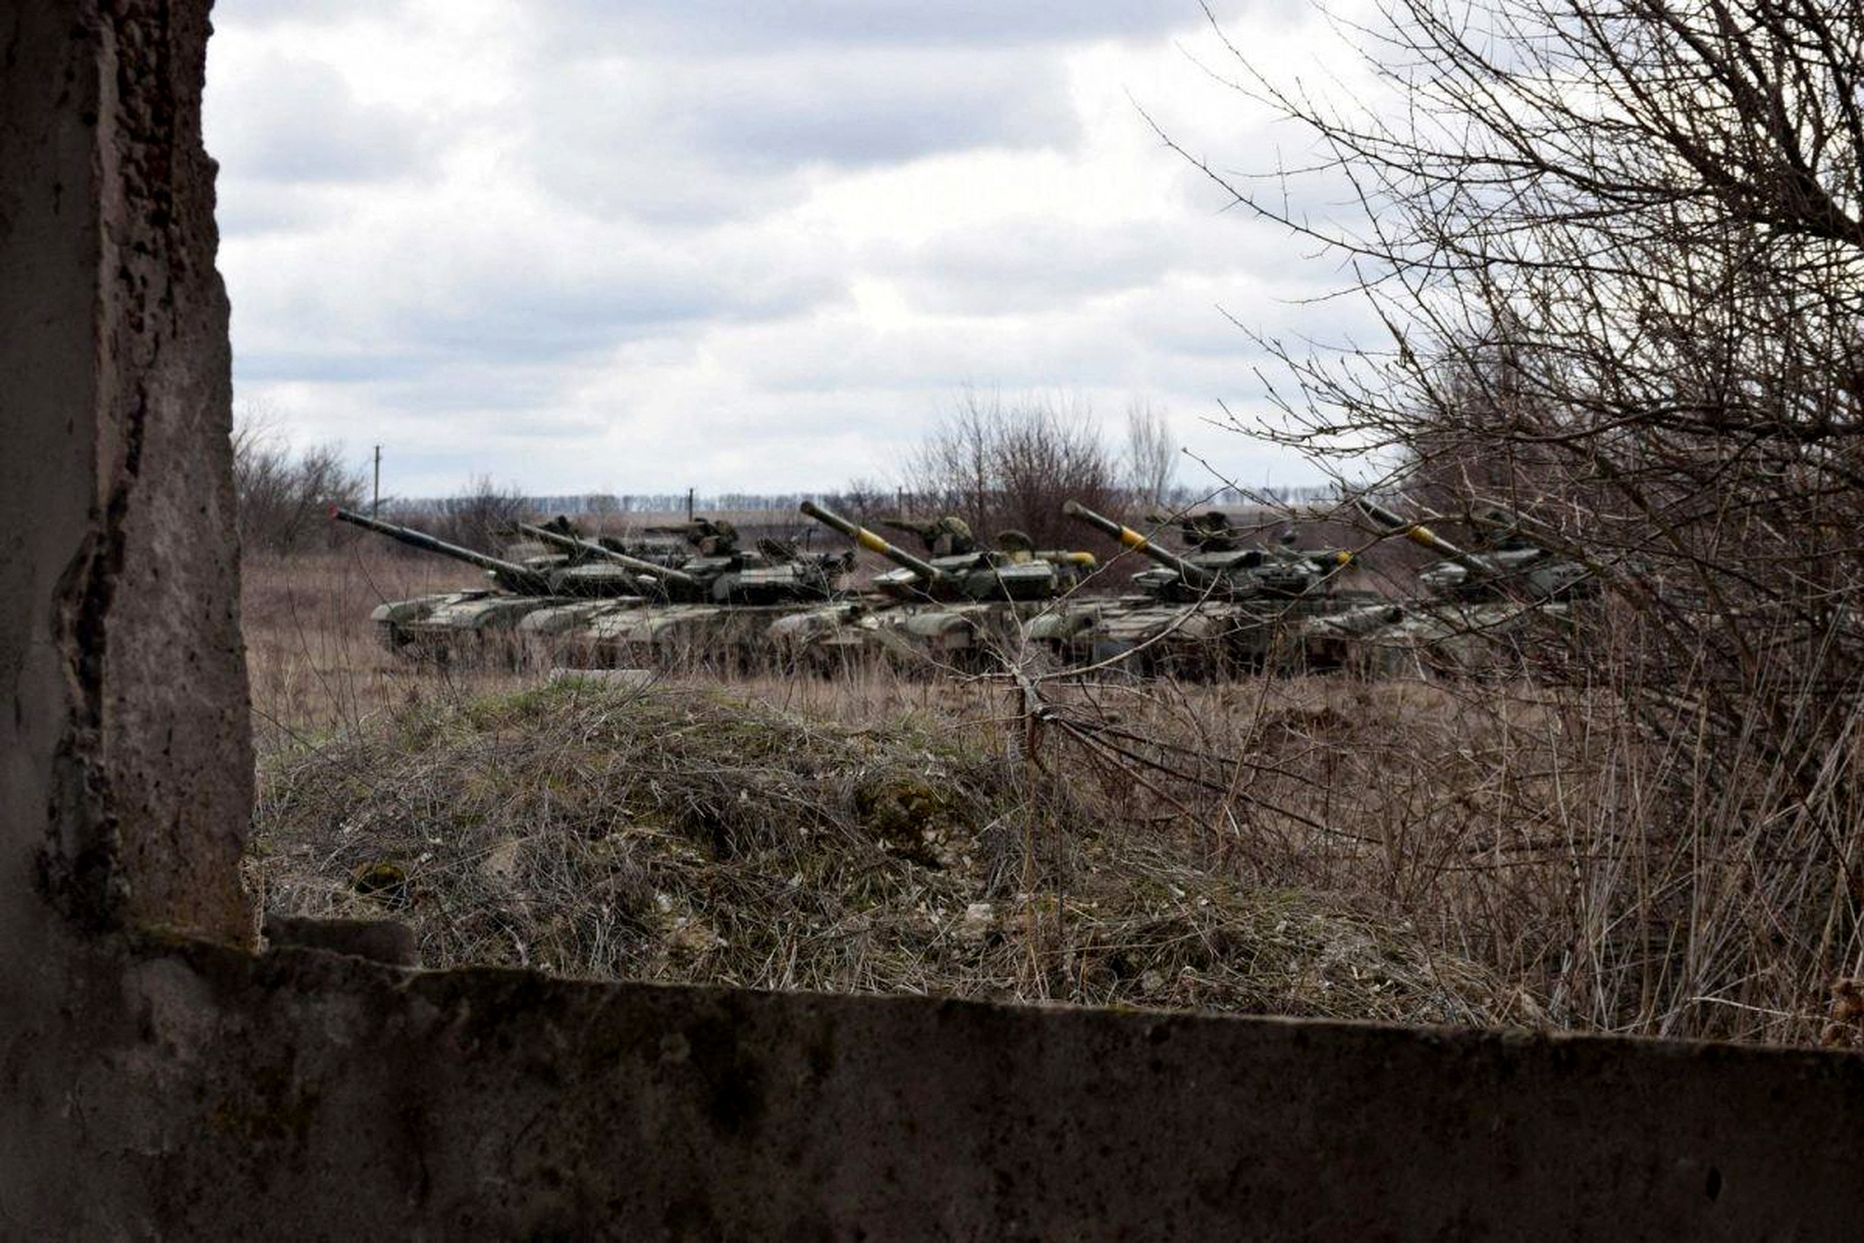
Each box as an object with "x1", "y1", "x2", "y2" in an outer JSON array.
[
  {"x1": 536, "y1": 1, "x2": 1224, "y2": 53},
  {"x1": 206, "y1": 0, "x2": 1368, "y2": 497}
]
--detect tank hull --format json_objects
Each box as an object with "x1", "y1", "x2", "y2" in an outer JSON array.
[
  {"x1": 769, "y1": 597, "x2": 1097, "y2": 675},
  {"x1": 362, "y1": 577, "x2": 1577, "y2": 680},
  {"x1": 369, "y1": 588, "x2": 847, "y2": 673},
  {"x1": 1296, "y1": 598, "x2": 1579, "y2": 677},
  {"x1": 1030, "y1": 591, "x2": 1391, "y2": 677}
]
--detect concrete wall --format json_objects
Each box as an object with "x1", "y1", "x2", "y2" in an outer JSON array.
[
  {"x1": 4, "y1": 3, "x2": 1864, "y2": 1239},
  {"x1": 10, "y1": 936, "x2": 1864, "y2": 1239},
  {"x1": 0, "y1": 0, "x2": 249, "y2": 944}
]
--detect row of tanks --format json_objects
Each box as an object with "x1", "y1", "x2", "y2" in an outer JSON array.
[{"x1": 332, "y1": 492, "x2": 1598, "y2": 678}]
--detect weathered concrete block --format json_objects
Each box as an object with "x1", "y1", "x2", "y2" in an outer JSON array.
[
  {"x1": 263, "y1": 913, "x2": 421, "y2": 967},
  {"x1": 0, "y1": 0, "x2": 249, "y2": 944},
  {"x1": 4, "y1": 937, "x2": 1860, "y2": 1239}
]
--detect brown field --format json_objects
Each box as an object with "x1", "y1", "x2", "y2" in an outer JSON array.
[
  {"x1": 242, "y1": 543, "x2": 1861, "y2": 1047},
  {"x1": 242, "y1": 545, "x2": 515, "y2": 754}
]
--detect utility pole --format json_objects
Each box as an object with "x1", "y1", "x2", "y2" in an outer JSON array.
[
  {"x1": 686, "y1": 486, "x2": 695, "y2": 521},
  {"x1": 372, "y1": 445, "x2": 382, "y2": 517}
]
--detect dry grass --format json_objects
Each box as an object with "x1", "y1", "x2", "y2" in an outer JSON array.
[
  {"x1": 242, "y1": 547, "x2": 1510, "y2": 1023},
  {"x1": 249, "y1": 676, "x2": 1506, "y2": 1025},
  {"x1": 241, "y1": 547, "x2": 1863, "y2": 1046},
  {"x1": 242, "y1": 544, "x2": 522, "y2": 754}
]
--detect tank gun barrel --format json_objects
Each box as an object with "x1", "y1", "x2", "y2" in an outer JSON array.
[
  {"x1": 516, "y1": 522, "x2": 702, "y2": 588},
  {"x1": 331, "y1": 506, "x2": 550, "y2": 590},
  {"x1": 1352, "y1": 498, "x2": 1488, "y2": 576},
  {"x1": 799, "y1": 500, "x2": 947, "y2": 582},
  {"x1": 1060, "y1": 500, "x2": 1217, "y2": 587}
]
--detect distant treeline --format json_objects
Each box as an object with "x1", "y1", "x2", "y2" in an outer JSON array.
[{"x1": 389, "y1": 484, "x2": 1346, "y2": 519}]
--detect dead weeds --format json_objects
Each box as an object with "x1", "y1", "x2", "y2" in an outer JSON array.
[{"x1": 250, "y1": 676, "x2": 1507, "y2": 1026}]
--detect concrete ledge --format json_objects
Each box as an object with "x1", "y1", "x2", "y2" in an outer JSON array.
[{"x1": 6, "y1": 934, "x2": 1860, "y2": 1239}]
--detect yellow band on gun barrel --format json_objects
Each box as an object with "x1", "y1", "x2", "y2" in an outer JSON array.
[{"x1": 857, "y1": 529, "x2": 892, "y2": 555}]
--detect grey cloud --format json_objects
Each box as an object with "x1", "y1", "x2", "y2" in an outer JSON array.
[
  {"x1": 232, "y1": 350, "x2": 591, "y2": 422},
  {"x1": 544, "y1": 1, "x2": 1217, "y2": 53},
  {"x1": 375, "y1": 447, "x2": 530, "y2": 495},
  {"x1": 205, "y1": 53, "x2": 427, "y2": 187},
  {"x1": 666, "y1": 50, "x2": 1078, "y2": 167},
  {"x1": 521, "y1": 144, "x2": 809, "y2": 231},
  {"x1": 521, "y1": 47, "x2": 1079, "y2": 226},
  {"x1": 222, "y1": 0, "x2": 1228, "y2": 52},
  {"x1": 211, "y1": 0, "x2": 379, "y2": 27},
  {"x1": 385, "y1": 233, "x2": 849, "y2": 363},
  {"x1": 209, "y1": 0, "x2": 1338, "y2": 495},
  {"x1": 1155, "y1": 123, "x2": 1380, "y2": 260},
  {"x1": 711, "y1": 268, "x2": 1360, "y2": 424},
  {"x1": 519, "y1": 60, "x2": 806, "y2": 227},
  {"x1": 234, "y1": 350, "x2": 418, "y2": 386},
  {"x1": 211, "y1": 179, "x2": 337, "y2": 238},
  {"x1": 226, "y1": 216, "x2": 850, "y2": 404},
  {"x1": 369, "y1": 375, "x2": 608, "y2": 425},
  {"x1": 887, "y1": 220, "x2": 1180, "y2": 314},
  {"x1": 723, "y1": 309, "x2": 1152, "y2": 396},
  {"x1": 399, "y1": 282, "x2": 718, "y2": 361}
]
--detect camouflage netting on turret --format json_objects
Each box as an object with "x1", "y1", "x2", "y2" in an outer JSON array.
[{"x1": 249, "y1": 679, "x2": 1505, "y2": 1025}]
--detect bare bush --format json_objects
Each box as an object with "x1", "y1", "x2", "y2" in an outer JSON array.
[
  {"x1": 820, "y1": 476, "x2": 894, "y2": 529},
  {"x1": 1190, "y1": 0, "x2": 1864, "y2": 1037},
  {"x1": 421, "y1": 474, "x2": 534, "y2": 551},
  {"x1": 1122, "y1": 401, "x2": 1178, "y2": 508},
  {"x1": 906, "y1": 392, "x2": 1122, "y2": 550},
  {"x1": 232, "y1": 414, "x2": 366, "y2": 555}
]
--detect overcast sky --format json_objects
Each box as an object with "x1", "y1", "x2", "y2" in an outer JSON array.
[{"x1": 205, "y1": 0, "x2": 1373, "y2": 499}]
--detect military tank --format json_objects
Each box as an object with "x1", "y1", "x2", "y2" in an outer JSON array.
[
  {"x1": 510, "y1": 516, "x2": 853, "y2": 668},
  {"x1": 773, "y1": 500, "x2": 1098, "y2": 671},
  {"x1": 338, "y1": 507, "x2": 853, "y2": 670},
  {"x1": 1353, "y1": 499, "x2": 1595, "y2": 602},
  {"x1": 332, "y1": 506, "x2": 653, "y2": 659},
  {"x1": 875, "y1": 513, "x2": 980, "y2": 557},
  {"x1": 1294, "y1": 498, "x2": 1598, "y2": 673},
  {"x1": 1040, "y1": 500, "x2": 1381, "y2": 676}
]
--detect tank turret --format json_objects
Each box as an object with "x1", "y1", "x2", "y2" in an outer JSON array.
[
  {"x1": 644, "y1": 517, "x2": 742, "y2": 557},
  {"x1": 1065, "y1": 501, "x2": 1221, "y2": 589},
  {"x1": 1144, "y1": 509, "x2": 1249, "y2": 553},
  {"x1": 517, "y1": 521, "x2": 700, "y2": 598},
  {"x1": 1063, "y1": 501, "x2": 1349, "y2": 602},
  {"x1": 878, "y1": 514, "x2": 978, "y2": 557},
  {"x1": 801, "y1": 500, "x2": 1092, "y2": 602},
  {"x1": 801, "y1": 501, "x2": 947, "y2": 581},
  {"x1": 533, "y1": 515, "x2": 845, "y2": 606},
  {"x1": 1354, "y1": 498, "x2": 1593, "y2": 601},
  {"x1": 333, "y1": 506, "x2": 661, "y2": 600}
]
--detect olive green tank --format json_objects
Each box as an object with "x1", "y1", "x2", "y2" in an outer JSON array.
[
  {"x1": 772, "y1": 500, "x2": 1098, "y2": 672},
  {"x1": 332, "y1": 506, "x2": 655, "y2": 660},
  {"x1": 1028, "y1": 500, "x2": 1382, "y2": 676},
  {"x1": 515, "y1": 516, "x2": 853, "y2": 668},
  {"x1": 338, "y1": 507, "x2": 851, "y2": 670},
  {"x1": 1293, "y1": 498, "x2": 1598, "y2": 674}
]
